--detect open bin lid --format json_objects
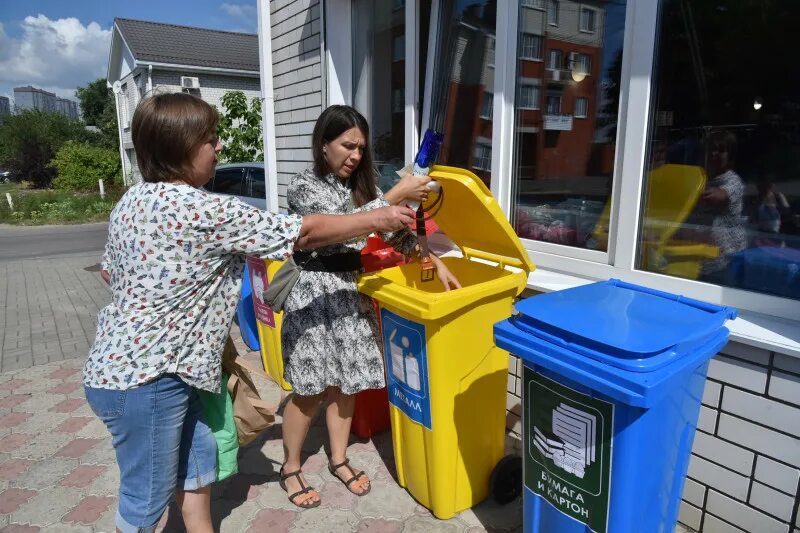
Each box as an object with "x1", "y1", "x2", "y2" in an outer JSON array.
[
  {"x1": 426, "y1": 166, "x2": 535, "y2": 275},
  {"x1": 508, "y1": 279, "x2": 737, "y2": 373}
]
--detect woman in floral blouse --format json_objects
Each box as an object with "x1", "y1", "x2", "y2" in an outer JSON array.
[
  {"x1": 278, "y1": 105, "x2": 460, "y2": 508},
  {"x1": 83, "y1": 93, "x2": 415, "y2": 533}
]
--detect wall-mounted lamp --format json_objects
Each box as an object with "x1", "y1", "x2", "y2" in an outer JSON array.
[
  {"x1": 570, "y1": 61, "x2": 587, "y2": 83},
  {"x1": 753, "y1": 97, "x2": 763, "y2": 111}
]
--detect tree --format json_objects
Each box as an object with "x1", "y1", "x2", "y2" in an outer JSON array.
[
  {"x1": 217, "y1": 91, "x2": 264, "y2": 163},
  {"x1": 76, "y1": 79, "x2": 111, "y2": 126},
  {"x1": 76, "y1": 78, "x2": 119, "y2": 150},
  {"x1": 0, "y1": 110, "x2": 84, "y2": 188}
]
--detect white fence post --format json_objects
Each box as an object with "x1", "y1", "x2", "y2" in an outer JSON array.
[
  {"x1": 5, "y1": 193, "x2": 13, "y2": 211},
  {"x1": 99, "y1": 179, "x2": 105, "y2": 199}
]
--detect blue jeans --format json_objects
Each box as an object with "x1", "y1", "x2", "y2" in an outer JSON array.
[{"x1": 85, "y1": 374, "x2": 217, "y2": 533}]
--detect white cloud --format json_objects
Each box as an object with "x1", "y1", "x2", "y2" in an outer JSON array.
[
  {"x1": 0, "y1": 15, "x2": 111, "y2": 100},
  {"x1": 220, "y1": 3, "x2": 258, "y2": 32}
]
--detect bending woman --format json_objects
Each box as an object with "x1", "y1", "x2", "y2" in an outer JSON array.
[
  {"x1": 279, "y1": 105, "x2": 460, "y2": 508},
  {"x1": 83, "y1": 93, "x2": 415, "y2": 533}
]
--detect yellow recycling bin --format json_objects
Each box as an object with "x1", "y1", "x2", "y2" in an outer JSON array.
[
  {"x1": 358, "y1": 166, "x2": 535, "y2": 519},
  {"x1": 245, "y1": 257, "x2": 292, "y2": 391}
]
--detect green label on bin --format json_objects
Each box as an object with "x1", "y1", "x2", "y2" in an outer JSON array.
[{"x1": 524, "y1": 368, "x2": 613, "y2": 533}]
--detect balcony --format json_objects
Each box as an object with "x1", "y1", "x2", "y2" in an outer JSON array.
[
  {"x1": 545, "y1": 68, "x2": 572, "y2": 84},
  {"x1": 544, "y1": 114, "x2": 573, "y2": 131}
]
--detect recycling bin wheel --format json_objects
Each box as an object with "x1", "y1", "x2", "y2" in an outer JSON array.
[{"x1": 489, "y1": 454, "x2": 522, "y2": 504}]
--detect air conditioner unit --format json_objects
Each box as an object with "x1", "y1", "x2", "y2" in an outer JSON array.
[{"x1": 181, "y1": 76, "x2": 200, "y2": 89}]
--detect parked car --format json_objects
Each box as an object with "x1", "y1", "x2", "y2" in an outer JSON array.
[
  {"x1": 203, "y1": 162, "x2": 266, "y2": 210},
  {"x1": 0, "y1": 169, "x2": 20, "y2": 183}
]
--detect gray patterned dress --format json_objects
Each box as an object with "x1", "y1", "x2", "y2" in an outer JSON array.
[{"x1": 281, "y1": 168, "x2": 417, "y2": 396}]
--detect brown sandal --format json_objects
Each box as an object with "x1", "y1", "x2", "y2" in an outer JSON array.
[
  {"x1": 328, "y1": 458, "x2": 371, "y2": 496},
  {"x1": 279, "y1": 467, "x2": 321, "y2": 509}
]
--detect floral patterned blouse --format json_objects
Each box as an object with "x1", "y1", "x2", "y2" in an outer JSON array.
[{"x1": 83, "y1": 181, "x2": 302, "y2": 393}]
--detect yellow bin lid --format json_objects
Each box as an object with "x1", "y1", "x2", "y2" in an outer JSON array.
[{"x1": 426, "y1": 166, "x2": 535, "y2": 274}]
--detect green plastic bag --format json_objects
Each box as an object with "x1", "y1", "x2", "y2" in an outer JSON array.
[{"x1": 197, "y1": 373, "x2": 239, "y2": 482}]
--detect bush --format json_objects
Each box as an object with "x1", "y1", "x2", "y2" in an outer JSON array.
[
  {"x1": 0, "y1": 109, "x2": 84, "y2": 188},
  {"x1": 50, "y1": 141, "x2": 122, "y2": 191}
]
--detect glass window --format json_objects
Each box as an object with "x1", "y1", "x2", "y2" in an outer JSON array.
[
  {"x1": 428, "y1": 0, "x2": 497, "y2": 188},
  {"x1": 480, "y1": 92, "x2": 494, "y2": 120},
  {"x1": 209, "y1": 168, "x2": 244, "y2": 195},
  {"x1": 520, "y1": 33, "x2": 543, "y2": 60},
  {"x1": 522, "y1": 0, "x2": 545, "y2": 9},
  {"x1": 519, "y1": 85, "x2": 540, "y2": 110},
  {"x1": 249, "y1": 167, "x2": 265, "y2": 198},
  {"x1": 575, "y1": 97, "x2": 588, "y2": 118},
  {"x1": 638, "y1": 0, "x2": 800, "y2": 300},
  {"x1": 580, "y1": 7, "x2": 597, "y2": 33},
  {"x1": 393, "y1": 0, "x2": 405, "y2": 11},
  {"x1": 547, "y1": 0, "x2": 559, "y2": 26},
  {"x1": 511, "y1": 0, "x2": 627, "y2": 251},
  {"x1": 547, "y1": 49, "x2": 562, "y2": 70},
  {"x1": 474, "y1": 144, "x2": 492, "y2": 171},
  {"x1": 545, "y1": 92, "x2": 561, "y2": 114},
  {"x1": 353, "y1": 0, "x2": 407, "y2": 192},
  {"x1": 393, "y1": 34, "x2": 405, "y2": 62}
]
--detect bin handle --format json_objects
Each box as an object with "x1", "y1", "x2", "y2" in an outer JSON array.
[{"x1": 463, "y1": 246, "x2": 525, "y2": 270}]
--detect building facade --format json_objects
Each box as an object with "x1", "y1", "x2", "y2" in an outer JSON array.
[
  {"x1": 260, "y1": 1, "x2": 800, "y2": 531},
  {"x1": 12, "y1": 86, "x2": 79, "y2": 119},
  {"x1": 0, "y1": 96, "x2": 10, "y2": 119},
  {"x1": 107, "y1": 18, "x2": 262, "y2": 185}
]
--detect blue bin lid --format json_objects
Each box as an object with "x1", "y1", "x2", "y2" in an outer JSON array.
[{"x1": 509, "y1": 279, "x2": 737, "y2": 373}]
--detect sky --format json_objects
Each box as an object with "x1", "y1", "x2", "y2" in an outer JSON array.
[{"x1": 0, "y1": 0, "x2": 258, "y2": 107}]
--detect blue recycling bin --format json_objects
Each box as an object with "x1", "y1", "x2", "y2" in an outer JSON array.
[
  {"x1": 236, "y1": 263, "x2": 261, "y2": 351},
  {"x1": 494, "y1": 279, "x2": 736, "y2": 533}
]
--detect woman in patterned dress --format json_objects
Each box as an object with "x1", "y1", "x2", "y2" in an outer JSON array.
[
  {"x1": 82, "y1": 93, "x2": 415, "y2": 533},
  {"x1": 279, "y1": 105, "x2": 460, "y2": 508}
]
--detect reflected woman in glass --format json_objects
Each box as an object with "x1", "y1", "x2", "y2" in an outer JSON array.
[{"x1": 699, "y1": 130, "x2": 747, "y2": 281}]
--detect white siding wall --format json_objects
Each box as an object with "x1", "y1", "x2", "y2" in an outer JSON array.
[
  {"x1": 270, "y1": 0, "x2": 323, "y2": 209},
  {"x1": 506, "y1": 342, "x2": 800, "y2": 533}
]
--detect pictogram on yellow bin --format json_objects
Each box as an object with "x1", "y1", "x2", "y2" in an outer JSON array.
[
  {"x1": 246, "y1": 257, "x2": 292, "y2": 391},
  {"x1": 358, "y1": 166, "x2": 535, "y2": 519}
]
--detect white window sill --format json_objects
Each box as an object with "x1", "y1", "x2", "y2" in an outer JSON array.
[{"x1": 527, "y1": 267, "x2": 800, "y2": 359}]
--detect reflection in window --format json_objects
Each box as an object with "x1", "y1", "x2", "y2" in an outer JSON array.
[
  {"x1": 353, "y1": 0, "x2": 407, "y2": 192},
  {"x1": 547, "y1": 0, "x2": 559, "y2": 26},
  {"x1": 480, "y1": 92, "x2": 494, "y2": 120},
  {"x1": 575, "y1": 97, "x2": 588, "y2": 118},
  {"x1": 519, "y1": 85, "x2": 540, "y2": 110},
  {"x1": 520, "y1": 33, "x2": 543, "y2": 60},
  {"x1": 428, "y1": 0, "x2": 497, "y2": 187},
  {"x1": 511, "y1": 0, "x2": 627, "y2": 251},
  {"x1": 639, "y1": 0, "x2": 800, "y2": 300},
  {"x1": 474, "y1": 144, "x2": 492, "y2": 171},
  {"x1": 547, "y1": 49, "x2": 562, "y2": 70},
  {"x1": 580, "y1": 8, "x2": 597, "y2": 33}
]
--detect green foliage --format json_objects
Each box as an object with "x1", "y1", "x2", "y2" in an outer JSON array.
[
  {"x1": 0, "y1": 110, "x2": 84, "y2": 188},
  {"x1": 50, "y1": 141, "x2": 122, "y2": 191},
  {"x1": 76, "y1": 78, "x2": 111, "y2": 126},
  {"x1": 217, "y1": 91, "x2": 264, "y2": 163},
  {"x1": 0, "y1": 188, "x2": 123, "y2": 225},
  {"x1": 75, "y1": 78, "x2": 119, "y2": 149}
]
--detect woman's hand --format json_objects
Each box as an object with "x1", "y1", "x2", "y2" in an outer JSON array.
[
  {"x1": 372, "y1": 205, "x2": 416, "y2": 232},
  {"x1": 385, "y1": 173, "x2": 432, "y2": 205},
  {"x1": 100, "y1": 269, "x2": 111, "y2": 286},
  {"x1": 430, "y1": 254, "x2": 461, "y2": 291}
]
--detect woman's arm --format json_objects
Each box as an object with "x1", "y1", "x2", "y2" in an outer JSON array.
[
  {"x1": 384, "y1": 173, "x2": 432, "y2": 205},
  {"x1": 295, "y1": 206, "x2": 415, "y2": 250}
]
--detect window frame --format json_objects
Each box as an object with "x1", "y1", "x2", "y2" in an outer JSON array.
[
  {"x1": 518, "y1": 83, "x2": 540, "y2": 110},
  {"x1": 579, "y1": 5, "x2": 598, "y2": 33},
  {"x1": 547, "y1": 0, "x2": 560, "y2": 26},
  {"x1": 519, "y1": 32, "x2": 543, "y2": 61},
  {"x1": 407, "y1": 0, "x2": 799, "y2": 319},
  {"x1": 574, "y1": 96, "x2": 588, "y2": 118},
  {"x1": 546, "y1": 48, "x2": 563, "y2": 71},
  {"x1": 480, "y1": 92, "x2": 494, "y2": 120}
]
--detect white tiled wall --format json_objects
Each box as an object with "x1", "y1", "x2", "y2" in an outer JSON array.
[
  {"x1": 505, "y1": 341, "x2": 800, "y2": 532},
  {"x1": 270, "y1": 0, "x2": 323, "y2": 209}
]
